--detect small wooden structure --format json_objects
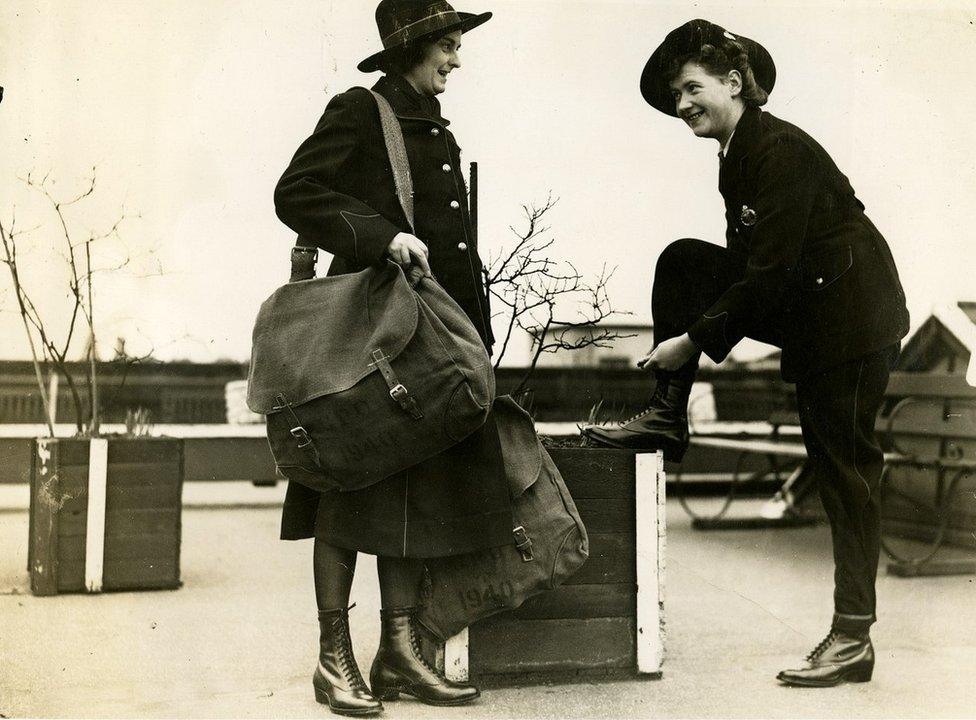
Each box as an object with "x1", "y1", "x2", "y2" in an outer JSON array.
[
  {"x1": 440, "y1": 449, "x2": 666, "y2": 685},
  {"x1": 28, "y1": 437, "x2": 183, "y2": 595}
]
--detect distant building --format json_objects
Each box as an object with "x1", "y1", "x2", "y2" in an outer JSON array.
[
  {"x1": 898, "y1": 302, "x2": 976, "y2": 378},
  {"x1": 530, "y1": 322, "x2": 653, "y2": 368}
]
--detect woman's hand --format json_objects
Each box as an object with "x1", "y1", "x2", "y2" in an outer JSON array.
[
  {"x1": 637, "y1": 334, "x2": 699, "y2": 372},
  {"x1": 387, "y1": 232, "x2": 432, "y2": 279}
]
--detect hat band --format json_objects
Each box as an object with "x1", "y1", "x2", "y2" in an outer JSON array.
[{"x1": 382, "y1": 10, "x2": 461, "y2": 48}]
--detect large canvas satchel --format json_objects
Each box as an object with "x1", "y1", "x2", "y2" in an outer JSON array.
[
  {"x1": 246, "y1": 261, "x2": 494, "y2": 493},
  {"x1": 245, "y1": 89, "x2": 494, "y2": 492},
  {"x1": 417, "y1": 395, "x2": 589, "y2": 641}
]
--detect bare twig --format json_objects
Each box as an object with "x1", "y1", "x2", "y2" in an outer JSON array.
[{"x1": 484, "y1": 195, "x2": 633, "y2": 396}]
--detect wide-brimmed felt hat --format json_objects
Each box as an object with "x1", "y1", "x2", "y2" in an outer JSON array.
[
  {"x1": 358, "y1": 0, "x2": 492, "y2": 73},
  {"x1": 640, "y1": 19, "x2": 776, "y2": 116}
]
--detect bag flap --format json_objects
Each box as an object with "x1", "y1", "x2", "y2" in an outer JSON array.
[
  {"x1": 492, "y1": 395, "x2": 543, "y2": 498},
  {"x1": 246, "y1": 262, "x2": 418, "y2": 414}
]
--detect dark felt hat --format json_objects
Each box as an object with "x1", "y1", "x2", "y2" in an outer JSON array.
[
  {"x1": 358, "y1": 0, "x2": 492, "y2": 73},
  {"x1": 640, "y1": 19, "x2": 776, "y2": 116}
]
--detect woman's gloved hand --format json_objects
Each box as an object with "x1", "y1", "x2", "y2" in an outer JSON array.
[{"x1": 387, "y1": 232, "x2": 432, "y2": 282}]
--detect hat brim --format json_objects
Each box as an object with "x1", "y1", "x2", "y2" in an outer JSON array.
[
  {"x1": 640, "y1": 19, "x2": 776, "y2": 116},
  {"x1": 358, "y1": 11, "x2": 492, "y2": 73}
]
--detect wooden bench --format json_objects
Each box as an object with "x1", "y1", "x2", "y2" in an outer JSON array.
[{"x1": 681, "y1": 372, "x2": 976, "y2": 575}]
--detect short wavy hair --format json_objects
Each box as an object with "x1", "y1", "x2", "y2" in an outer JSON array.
[
  {"x1": 377, "y1": 39, "x2": 435, "y2": 77},
  {"x1": 666, "y1": 37, "x2": 768, "y2": 108}
]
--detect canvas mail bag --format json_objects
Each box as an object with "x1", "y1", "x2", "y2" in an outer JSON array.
[
  {"x1": 245, "y1": 91, "x2": 494, "y2": 493},
  {"x1": 417, "y1": 395, "x2": 589, "y2": 641}
]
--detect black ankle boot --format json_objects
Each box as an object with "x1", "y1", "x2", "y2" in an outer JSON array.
[
  {"x1": 369, "y1": 607, "x2": 480, "y2": 706},
  {"x1": 582, "y1": 372, "x2": 692, "y2": 461},
  {"x1": 776, "y1": 629, "x2": 874, "y2": 687},
  {"x1": 312, "y1": 608, "x2": 382, "y2": 716}
]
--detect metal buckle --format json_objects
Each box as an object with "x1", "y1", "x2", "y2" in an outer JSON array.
[
  {"x1": 389, "y1": 384, "x2": 408, "y2": 402},
  {"x1": 513, "y1": 525, "x2": 534, "y2": 562},
  {"x1": 290, "y1": 426, "x2": 313, "y2": 448}
]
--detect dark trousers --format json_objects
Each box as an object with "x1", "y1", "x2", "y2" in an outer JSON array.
[{"x1": 653, "y1": 238, "x2": 894, "y2": 634}]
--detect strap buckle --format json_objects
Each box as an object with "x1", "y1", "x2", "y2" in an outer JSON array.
[
  {"x1": 389, "y1": 384, "x2": 408, "y2": 402},
  {"x1": 513, "y1": 526, "x2": 534, "y2": 562},
  {"x1": 290, "y1": 425, "x2": 313, "y2": 448}
]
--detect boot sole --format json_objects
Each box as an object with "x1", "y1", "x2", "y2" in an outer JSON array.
[
  {"x1": 313, "y1": 683, "x2": 383, "y2": 716},
  {"x1": 776, "y1": 667, "x2": 873, "y2": 688},
  {"x1": 375, "y1": 686, "x2": 480, "y2": 706}
]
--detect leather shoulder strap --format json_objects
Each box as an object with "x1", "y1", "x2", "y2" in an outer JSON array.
[{"x1": 370, "y1": 89, "x2": 415, "y2": 231}]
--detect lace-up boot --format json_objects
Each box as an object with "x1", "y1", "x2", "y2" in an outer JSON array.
[
  {"x1": 369, "y1": 607, "x2": 480, "y2": 706},
  {"x1": 776, "y1": 629, "x2": 874, "y2": 687},
  {"x1": 582, "y1": 371, "x2": 692, "y2": 461},
  {"x1": 313, "y1": 608, "x2": 382, "y2": 716}
]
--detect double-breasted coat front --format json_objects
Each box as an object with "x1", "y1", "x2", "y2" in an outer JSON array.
[{"x1": 272, "y1": 73, "x2": 512, "y2": 558}]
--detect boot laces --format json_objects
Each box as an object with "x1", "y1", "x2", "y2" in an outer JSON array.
[
  {"x1": 332, "y1": 604, "x2": 368, "y2": 690},
  {"x1": 617, "y1": 379, "x2": 670, "y2": 426},
  {"x1": 407, "y1": 615, "x2": 441, "y2": 677},
  {"x1": 805, "y1": 630, "x2": 839, "y2": 662},
  {"x1": 619, "y1": 405, "x2": 655, "y2": 426}
]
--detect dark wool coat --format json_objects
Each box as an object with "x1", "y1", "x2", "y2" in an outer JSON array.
[
  {"x1": 687, "y1": 106, "x2": 910, "y2": 382},
  {"x1": 272, "y1": 74, "x2": 512, "y2": 557}
]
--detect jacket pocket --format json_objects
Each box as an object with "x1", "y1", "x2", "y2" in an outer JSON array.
[{"x1": 802, "y1": 245, "x2": 853, "y2": 291}]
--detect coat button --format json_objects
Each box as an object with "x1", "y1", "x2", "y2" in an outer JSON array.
[
  {"x1": 457, "y1": 242, "x2": 467, "y2": 251},
  {"x1": 442, "y1": 163, "x2": 451, "y2": 172},
  {"x1": 816, "y1": 277, "x2": 824, "y2": 285},
  {"x1": 430, "y1": 128, "x2": 440, "y2": 136},
  {"x1": 450, "y1": 200, "x2": 460, "y2": 209}
]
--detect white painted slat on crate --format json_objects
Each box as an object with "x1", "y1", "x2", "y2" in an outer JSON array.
[
  {"x1": 636, "y1": 450, "x2": 665, "y2": 674},
  {"x1": 84, "y1": 438, "x2": 108, "y2": 593},
  {"x1": 444, "y1": 627, "x2": 469, "y2": 682}
]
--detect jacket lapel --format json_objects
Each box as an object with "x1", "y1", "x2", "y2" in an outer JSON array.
[{"x1": 719, "y1": 106, "x2": 763, "y2": 195}]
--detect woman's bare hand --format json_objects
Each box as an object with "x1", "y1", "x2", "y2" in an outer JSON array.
[
  {"x1": 387, "y1": 232, "x2": 432, "y2": 278},
  {"x1": 637, "y1": 334, "x2": 698, "y2": 372}
]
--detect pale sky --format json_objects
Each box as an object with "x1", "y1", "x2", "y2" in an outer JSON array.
[{"x1": 1, "y1": 0, "x2": 974, "y2": 365}]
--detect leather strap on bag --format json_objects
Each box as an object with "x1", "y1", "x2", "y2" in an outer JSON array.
[
  {"x1": 273, "y1": 392, "x2": 324, "y2": 468},
  {"x1": 369, "y1": 349, "x2": 424, "y2": 420}
]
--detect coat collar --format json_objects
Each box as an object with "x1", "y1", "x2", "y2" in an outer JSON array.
[
  {"x1": 724, "y1": 105, "x2": 763, "y2": 166},
  {"x1": 719, "y1": 105, "x2": 763, "y2": 192},
  {"x1": 372, "y1": 73, "x2": 451, "y2": 127}
]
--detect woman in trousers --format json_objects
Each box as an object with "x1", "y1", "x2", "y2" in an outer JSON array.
[
  {"x1": 584, "y1": 19, "x2": 910, "y2": 687},
  {"x1": 273, "y1": 1, "x2": 510, "y2": 714}
]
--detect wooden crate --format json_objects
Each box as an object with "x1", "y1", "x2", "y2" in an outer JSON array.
[
  {"x1": 28, "y1": 437, "x2": 183, "y2": 595},
  {"x1": 440, "y1": 449, "x2": 666, "y2": 685}
]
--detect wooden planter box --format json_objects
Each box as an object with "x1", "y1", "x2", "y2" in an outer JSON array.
[
  {"x1": 28, "y1": 437, "x2": 183, "y2": 595},
  {"x1": 440, "y1": 448, "x2": 666, "y2": 685}
]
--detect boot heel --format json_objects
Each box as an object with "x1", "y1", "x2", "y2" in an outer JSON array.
[
  {"x1": 848, "y1": 666, "x2": 873, "y2": 683},
  {"x1": 375, "y1": 688, "x2": 401, "y2": 701},
  {"x1": 313, "y1": 683, "x2": 331, "y2": 705}
]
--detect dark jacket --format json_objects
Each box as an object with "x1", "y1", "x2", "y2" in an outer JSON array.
[
  {"x1": 271, "y1": 75, "x2": 510, "y2": 555},
  {"x1": 274, "y1": 73, "x2": 493, "y2": 348},
  {"x1": 687, "y1": 106, "x2": 910, "y2": 382}
]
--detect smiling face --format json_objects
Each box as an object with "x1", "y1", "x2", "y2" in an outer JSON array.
[
  {"x1": 403, "y1": 31, "x2": 462, "y2": 97},
  {"x1": 669, "y1": 61, "x2": 744, "y2": 145}
]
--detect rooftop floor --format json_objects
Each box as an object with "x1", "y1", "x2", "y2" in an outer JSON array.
[{"x1": 1, "y1": 490, "x2": 974, "y2": 718}]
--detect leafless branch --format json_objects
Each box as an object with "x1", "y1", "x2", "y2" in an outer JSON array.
[{"x1": 484, "y1": 195, "x2": 632, "y2": 396}]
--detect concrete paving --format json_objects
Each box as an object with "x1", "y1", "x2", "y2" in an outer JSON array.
[{"x1": 1, "y1": 490, "x2": 974, "y2": 719}]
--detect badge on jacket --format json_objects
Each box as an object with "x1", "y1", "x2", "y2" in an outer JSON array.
[{"x1": 740, "y1": 205, "x2": 757, "y2": 226}]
